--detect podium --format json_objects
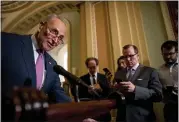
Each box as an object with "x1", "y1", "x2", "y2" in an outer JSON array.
[{"x1": 2, "y1": 87, "x2": 125, "y2": 122}]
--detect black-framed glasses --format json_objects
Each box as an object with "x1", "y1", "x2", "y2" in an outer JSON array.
[
  {"x1": 162, "y1": 52, "x2": 177, "y2": 56},
  {"x1": 41, "y1": 22, "x2": 64, "y2": 44},
  {"x1": 123, "y1": 53, "x2": 138, "y2": 59}
]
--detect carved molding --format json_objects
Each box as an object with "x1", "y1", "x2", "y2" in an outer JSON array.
[
  {"x1": 2, "y1": 1, "x2": 80, "y2": 34},
  {"x1": 12, "y1": 3, "x2": 79, "y2": 34},
  {"x1": 1, "y1": 1, "x2": 33, "y2": 13}
]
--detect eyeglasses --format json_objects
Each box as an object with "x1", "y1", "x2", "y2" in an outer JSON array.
[
  {"x1": 162, "y1": 52, "x2": 177, "y2": 56},
  {"x1": 123, "y1": 53, "x2": 138, "y2": 59},
  {"x1": 41, "y1": 22, "x2": 64, "y2": 44}
]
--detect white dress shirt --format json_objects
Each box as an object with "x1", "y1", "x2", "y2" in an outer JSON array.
[
  {"x1": 126, "y1": 63, "x2": 139, "y2": 79},
  {"x1": 158, "y1": 60, "x2": 178, "y2": 88},
  {"x1": 31, "y1": 35, "x2": 46, "y2": 89}
]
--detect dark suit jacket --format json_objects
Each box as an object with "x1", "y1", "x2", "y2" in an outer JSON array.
[
  {"x1": 115, "y1": 64, "x2": 162, "y2": 122},
  {"x1": 77, "y1": 73, "x2": 111, "y2": 122},
  {"x1": 2, "y1": 32, "x2": 72, "y2": 103},
  {"x1": 78, "y1": 73, "x2": 110, "y2": 99}
]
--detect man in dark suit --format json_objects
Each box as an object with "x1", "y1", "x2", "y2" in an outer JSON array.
[
  {"x1": 115, "y1": 44, "x2": 162, "y2": 122},
  {"x1": 78, "y1": 57, "x2": 111, "y2": 122},
  {"x1": 2, "y1": 14, "x2": 72, "y2": 120}
]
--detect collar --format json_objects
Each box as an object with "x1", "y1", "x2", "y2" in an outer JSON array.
[
  {"x1": 127, "y1": 63, "x2": 139, "y2": 71},
  {"x1": 89, "y1": 72, "x2": 98, "y2": 78},
  {"x1": 31, "y1": 34, "x2": 40, "y2": 51},
  {"x1": 165, "y1": 58, "x2": 178, "y2": 67}
]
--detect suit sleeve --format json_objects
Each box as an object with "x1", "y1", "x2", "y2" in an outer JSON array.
[
  {"x1": 100, "y1": 76, "x2": 111, "y2": 97},
  {"x1": 52, "y1": 75, "x2": 72, "y2": 103},
  {"x1": 134, "y1": 69, "x2": 163, "y2": 102},
  {"x1": 78, "y1": 76, "x2": 89, "y2": 99}
]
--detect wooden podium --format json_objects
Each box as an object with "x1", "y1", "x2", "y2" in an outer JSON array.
[{"x1": 2, "y1": 87, "x2": 125, "y2": 122}]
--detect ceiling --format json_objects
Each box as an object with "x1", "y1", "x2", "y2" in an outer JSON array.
[
  {"x1": 1, "y1": 1, "x2": 82, "y2": 55},
  {"x1": 1, "y1": 1, "x2": 82, "y2": 34}
]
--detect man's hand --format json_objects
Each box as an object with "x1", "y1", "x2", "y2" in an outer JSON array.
[
  {"x1": 88, "y1": 86, "x2": 94, "y2": 94},
  {"x1": 88, "y1": 84, "x2": 103, "y2": 94},
  {"x1": 83, "y1": 118, "x2": 98, "y2": 122},
  {"x1": 93, "y1": 83, "x2": 102, "y2": 92},
  {"x1": 105, "y1": 72, "x2": 113, "y2": 81},
  {"x1": 119, "y1": 81, "x2": 135, "y2": 92}
]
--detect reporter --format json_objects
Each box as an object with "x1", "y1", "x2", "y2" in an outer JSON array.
[
  {"x1": 158, "y1": 41, "x2": 178, "y2": 122},
  {"x1": 78, "y1": 57, "x2": 111, "y2": 122},
  {"x1": 115, "y1": 44, "x2": 162, "y2": 122}
]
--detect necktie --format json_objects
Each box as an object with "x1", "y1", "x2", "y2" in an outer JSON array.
[
  {"x1": 127, "y1": 69, "x2": 133, "y2": 81},
  {"x1": 36, "y1": 50, "x2": 44, "y2": 89},
  {"x1": 92, "y1": 75, "x2": 96, "y2": 85}
]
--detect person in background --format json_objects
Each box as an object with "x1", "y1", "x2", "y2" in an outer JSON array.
[
  {"x1": 78, "y1": 57, "x2": 111, "y2": 122},
  {"x1": 104, "y1": 56, "x2": 127, "y2": 86},
  {"x1": 113, "y1": 56, "x2": 127, "y2": 85},
  {"x1": 158, "y1": 40, "x2": 178, "y2": 122},
  {"x1": 115, "y1": 44, "x2": 162, "y2": 122},
  {"x1": 117, "y1": 55, "x2": 127, "y2": 71},
  {"x1": 110, "y1": 56, "x2": 127, "y2": 122}
]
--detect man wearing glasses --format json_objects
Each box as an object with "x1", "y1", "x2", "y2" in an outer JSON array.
[
  {"x1": 158, "y1": 41, "x2": 178, "y2": 122},
  {"x1": 2, "y1": 14, "x2": 72, "y2": 121},
  {"x1": 115, "y1": 44, "x2": 162, "y2": 122}
]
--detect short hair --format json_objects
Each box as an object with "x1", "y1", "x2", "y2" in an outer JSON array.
[
  {"x1": 85, "y1": 57, "x2": 99, "y2": 67},
  {"x1": 117, "y1": 56, "x2": 125, "y2": 65},
  {"x1": 161, "y1": 40, "x2": 178, "y2": 52},
  {"x1": 123, "y1": 44, "x2": 138, "y2": 54},
  {"x1": 42, "y1": 14, "x2": 65, "y2": 25}
]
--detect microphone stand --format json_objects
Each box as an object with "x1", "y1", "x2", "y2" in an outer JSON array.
[
  {"x1": 78, "y1": 79, "x2": 101, "y2": 99},
  {"x1": 74, "y1": 85, "x2": 80, "y2": 102},
  {"x1": 53, "y1": 65, "x2": 101, "y2": 99}
]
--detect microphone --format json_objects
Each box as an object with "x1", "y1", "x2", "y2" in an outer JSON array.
[
  {"x1": 53, "y1": 65, "x2": 101, "y2": 98},
  {"x1": 24, "y1": 78, "x2": 32, "y2": 87},
  {"x1": 53, "y1": 65, "x2": 81, "y2": 84}
]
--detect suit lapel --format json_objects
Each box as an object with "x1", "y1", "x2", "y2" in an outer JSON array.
[
  {"x1": 97, "y1": 73, "x2": 101, "y2": 83},
  {"x1": 41, "y1": 52, "x2": 51, "y2": 90},
  {"x1": 131, "y1": 64, "x2": 144, "y2": 83},
  {"x1": 21, "y1": 35, "x2": 36, "y2": 87},
  {"x1": 86, "y1": 73, "x2": 91, "y2": 85}
]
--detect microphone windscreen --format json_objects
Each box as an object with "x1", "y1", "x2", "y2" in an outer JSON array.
[
  {"x1": 53, "y1": 65, "x2": 67, "y2": 75},
  {"x1": 24, "y1": 78, "x2": 32, "y2": 87}
]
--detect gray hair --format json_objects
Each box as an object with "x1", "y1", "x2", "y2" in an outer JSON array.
[{"x1": 43, "y1": 14, "x2": 65, "y2": 24}]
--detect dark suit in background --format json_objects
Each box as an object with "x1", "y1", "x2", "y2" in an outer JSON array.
[
  {"x1": 78, "y1": 73, "x2": 110, "y2": 99},
  {"x1": 78, "y1": 73, "x2": 111, "y2": 122},
  {"x1": 115, "y1": 64, "x2": 162, "y2": 122},
  {"x1": 2, "y1": 32, "x2": 72, "y2": 120}
]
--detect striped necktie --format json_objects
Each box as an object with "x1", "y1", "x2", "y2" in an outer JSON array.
[{"x1": 127, "y1": 68, "x2": 134, "y2": 81}]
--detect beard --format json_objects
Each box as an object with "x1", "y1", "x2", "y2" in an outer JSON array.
[{"x1": 166, "y1": 58, "x2": 178, "y2": 66}]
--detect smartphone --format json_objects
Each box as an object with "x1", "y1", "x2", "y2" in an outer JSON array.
[
  {"x1": 166, "y1": 86, "x2": 174, "y2": 92},
  {"x1": 103, "y1": 68, "x2": 110, "y2": 73}
]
